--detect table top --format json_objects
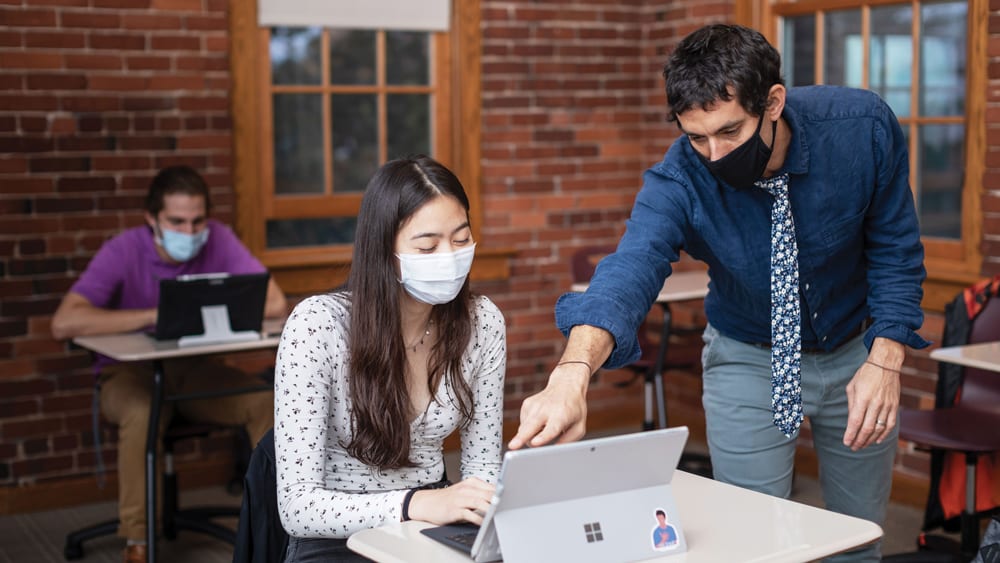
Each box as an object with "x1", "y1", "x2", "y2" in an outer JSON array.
[
  {"x1": 570, "y1": 270, "x2": 710, "y2": 303},
  {"x1": 347, "y1": 470, "x2": 882, "y2": 563},
  {"x1": 930, "y1": 341, "x2": 1000, "y2": 373},
  {"x1": 72, "y1": 318, "x2": 284, "y2": 362}
]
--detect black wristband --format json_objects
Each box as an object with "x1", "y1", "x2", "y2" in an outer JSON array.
[{"x1": 401, "y1": 488, "x2": 419, "y2": 521}]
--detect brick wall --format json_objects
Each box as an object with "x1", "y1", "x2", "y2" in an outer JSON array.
[
  {"x1": 0, "y1": 0, "x2": 238, "y2": 492},
  {"x1": 0, "y1": 0, "x2": 995, "y2": 511}
]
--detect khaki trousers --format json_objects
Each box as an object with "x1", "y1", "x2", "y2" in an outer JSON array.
[{"x1": 99, "y1": 357, "x2": 274, "y2": 541}]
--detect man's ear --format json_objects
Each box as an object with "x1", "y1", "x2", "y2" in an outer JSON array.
[
  {"x1": 766, "y1": 84, "x2": 786, "y2": 121},
  {"x1": 144, "y1": 211, "x2": 157, "y2": 232}
]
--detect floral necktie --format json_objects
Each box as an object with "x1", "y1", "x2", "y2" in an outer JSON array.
[{"x1": 756, "y1": 173, "x2": 802, "y2": 437}]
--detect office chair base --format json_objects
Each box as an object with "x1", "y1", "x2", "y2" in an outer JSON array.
[{"x1": 64, "y1": 519, "x2": 119, "y2": 560}]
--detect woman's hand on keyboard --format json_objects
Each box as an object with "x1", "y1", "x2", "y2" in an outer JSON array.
[{"x1": 407, "y1": 477, "x2": 495, "y2": 526}]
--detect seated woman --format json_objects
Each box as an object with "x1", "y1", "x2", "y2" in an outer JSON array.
[{"x1": 274, "y1": 155, "x2": 506, "y2": 562}]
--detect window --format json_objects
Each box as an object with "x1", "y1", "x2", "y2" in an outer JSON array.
[
  {"x1": 738, "y1": 0, "x2": 987, "y2": 309},
  {"x1": 229, "y1": 1, "x2": 507, "y2": 294}
]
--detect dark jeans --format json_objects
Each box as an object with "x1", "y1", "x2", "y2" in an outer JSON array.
[{"x1": 283, "y1": 536, "x2": 372, "y2": 562}]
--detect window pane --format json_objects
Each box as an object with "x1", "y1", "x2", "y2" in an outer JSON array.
[
  {"x1": 387, "y1": 94, "x2": 430, "y2": 160},
  {"x1": 329, "y1": 29, "x2": 376, "y2": 85},
  {"x1": 271, "y1": 27, "x2": 322, "y2": 85},
  {"x1": 266, "y1": 217, "x2": 358, "y2": 248},
  {"x1": 920, "y1": 1, "x2": 967, "y2": 116},
  {"x1": 824, "y1": 10, "x2": 862, "y2": 87},
  {"x1": 917, "y1": 123, "x2": 964, "y2": 239},
  {"x1": 331, "y1": 94, "x2": 378, "y2": 193},
  {"x1": 783, "y1": 16, "x2": 816, "y2": 87},
  {"x1": 871, "y1": 6, "x2": 913, "y2": 117},
  {"x1": 386, "y1": 31, "x2": 430, "y2": 85},
  {"x1": 273, "y1": 94, "x2": 324, "y2": 195}
]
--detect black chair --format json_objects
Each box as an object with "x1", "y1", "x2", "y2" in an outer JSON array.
[
  {"x1": 887, "y1": 289, "x2": 1000, "y2": 562},
  {"x1": 570, "y1": 246, "x2": 711, "y2": 477},
  {"x1": 233, "y1": 428, "x2": 287, "y2": 563},
  {"x1": 63, "y1": 419, "x2": 245, "y2": 560}
]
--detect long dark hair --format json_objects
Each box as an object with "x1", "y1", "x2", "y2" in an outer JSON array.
[
  {"x1": 344, "y1": 155, "x2": 475, "y2": 470},
  {"x1": 662, "y1": 24, "x2": 784, "y2": 123}
]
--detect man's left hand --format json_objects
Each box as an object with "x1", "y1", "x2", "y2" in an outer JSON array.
[{"x1": 843, "y1": 338, "x2": 904, "y2": 450}]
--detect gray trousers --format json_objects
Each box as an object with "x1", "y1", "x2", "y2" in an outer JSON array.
[{"x1": 700, "y1": 324, "x2": 897, "y2": 562}]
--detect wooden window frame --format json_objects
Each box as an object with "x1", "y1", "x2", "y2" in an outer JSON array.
[
  {"x1": 229, "y1": 0, "x2": 511, "y2": 295},
  {"x1": 736, "y1": 0, "x2": 987, "y2": 311}
]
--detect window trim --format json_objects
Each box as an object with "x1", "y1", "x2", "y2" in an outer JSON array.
[
  {"x1": 736, "y1": 0, "x2": 986, "y2": 311},
  {"x1": 229, "y1": 0, "x2": 511, "y2": 295}
]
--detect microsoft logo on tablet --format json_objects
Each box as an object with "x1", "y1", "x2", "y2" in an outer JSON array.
[{"x1": 583, "y1": 522, "x2": 604, "y2": 543}]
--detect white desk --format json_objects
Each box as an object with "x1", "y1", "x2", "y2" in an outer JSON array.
[
  {"x1": 929, "y1": 341, "x2": 1000, "y2": 373},
  {"x1": 72, "y1": 318, "x2": 282, "y2": 563},
  {"x1": 347, "y1": 470, "x2": 882, "y2": 562},
  {"x1": 572, "y1": 270, "x2": 711, "y2": 430}
]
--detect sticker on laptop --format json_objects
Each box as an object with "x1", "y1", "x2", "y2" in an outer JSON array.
[{"x1": 650, "y1": 507, "x2": 680, "y2": 551}]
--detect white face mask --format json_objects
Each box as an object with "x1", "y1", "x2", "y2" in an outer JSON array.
[{"x1": 397, "y1": 244, "x2": 476, "y2": 305}]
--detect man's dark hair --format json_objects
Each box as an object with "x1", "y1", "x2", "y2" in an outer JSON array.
[
  {"x1": 656, "y1": 509, "x2": 666, "y2": 517},
  {"x1": 662, "y1": 24, "x2": 784, "y2": 123},
  {"x1": 145, "y1": 165, "x2": 212, "y2": 216}
]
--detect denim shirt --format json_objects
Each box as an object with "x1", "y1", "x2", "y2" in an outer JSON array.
[{"x1": 557, "y1": 86, "x2": 930, "y2": 369}]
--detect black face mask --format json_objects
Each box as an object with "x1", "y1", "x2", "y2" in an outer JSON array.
[{"x1": 695, "y1": 114, "x2": 777, "y2": 190}]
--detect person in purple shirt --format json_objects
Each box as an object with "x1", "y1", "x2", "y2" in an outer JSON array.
[
  {"x1": 52, "y1": 166, "x2": 287, "y2": 563},
  {"x1": 510, "y1": 25, "x2": 926, "y2": 562}
]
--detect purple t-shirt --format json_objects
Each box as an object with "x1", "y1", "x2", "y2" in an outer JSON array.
[{"x1": 71, "y1": 219, "x2": 266, "y2": 314}]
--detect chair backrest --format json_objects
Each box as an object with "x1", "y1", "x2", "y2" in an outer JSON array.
[
  {"x1": 962, "y1": 293, "x2": 1000, "y2": 413},
  {"x1": 233, "y1": 428, "x2": 287, "y2": 563},
  {"x1": 569, "y1": 246, "x2": 660, "y2": 366}
]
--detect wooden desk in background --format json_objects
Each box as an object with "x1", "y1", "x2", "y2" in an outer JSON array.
[
  {"x1": 571, "y1": 270, "x2": 711, "y2": 430},
  {"x1": 72, "y1": 318, "x2": 283, "y2": 563}
]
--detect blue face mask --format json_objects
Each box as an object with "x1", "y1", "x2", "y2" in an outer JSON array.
[{"x1": 156, "y1": 226, "x2": 209, "y2": 262}]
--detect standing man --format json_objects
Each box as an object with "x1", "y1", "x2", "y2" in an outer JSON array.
[
  {"x1": 52, "y1": 166, "x2": 287, "y2": 563},
  {"x1": 511, "y1": 24, "x2": 927, "y2": 561}
]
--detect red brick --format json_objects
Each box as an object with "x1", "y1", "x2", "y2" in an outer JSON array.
[
  {"x1": 60, "y1": 95, "x2": 122, "y2": 112},
  {"x1": 59, "y1": 11, "x2": 121, "y2": 29},
  {"x1": 28, "y1": 155, "x2": 90, "y2": 173},
  {"x1": 0, "y1": 400, "x2": 38, "y2": 419},
  {"x1": 183, "y1": 14, "x2": 225, "y2": 30},
  {"x1": 0, "y1": 7, "x2": 57, "y2": 27},
  {"x1": 0, "y1": 136, "x2": 54, "y2": 152},
  {"x1": 35, "y1": 196, "x2": 95, "y2": 213},
  {"x1": 14, "y1": 338, "x2": 65, "y2": 358},
  {"x1": 150, "y1": 34, "x2": 200, "y2": 50},
  {"x1": 0, "y1": 92, "x2": 58, "y2": 111},
  {"x1": 11, "y1": 454, "x2": 74, "y2": 477},
  {"x1": 121, "y1": 13, "x2": 181, "y2": 29},
  {"x1": 92, "y1": 154, "x2": 152, "y2": 171},
  {"x1": 122, "y1": 96, "x2": 175, "y2": 111},
  {"x1": 126, "y1": 55, "x2": 171, "y2": 70},
  {"x1": 0, "y1": 115, "x2": 17, "y2": 132},
  {"x1": 19, "y1": 34, "x2": 81, "y2": 52},
  {"x1": 151, "y1": 0, "x2": 202, "y2": 10},
  {"x1": 0, "y1": 30, "x2": 22, "y2": 47},
  {"x1": 26, "y1": 73, "x2": 87, "y2": 90},
  {"x1": 0, "y1": 73, "x2": 23, "y2": 90},
  {"x1": 57, "y1": 176, "x2": 117, "y2": 193},
  {"x1": 88, "y1": 32, "x2": 147, "y2": 51},
  {"x1": 176, "y1": 55, "x2": 228, "y2": 71},
  {"x1": 65, "y1": 54, "x2": 123, "y2": 70},
  {"x1": 7, "y1": 257, "x2": 68, "y2": 276},
  {"x1": 0, "y1": 156, "x2": 29, "y2": 173},
  {"x1": 93, "y1": 0, "x2": 151, "y2": 8},
  {"x1": 86, "y1": 74, "x2": 148, "y2": 91},
  {"x1": 55, "y1": 136, "x2": 116, "y2": 151}
]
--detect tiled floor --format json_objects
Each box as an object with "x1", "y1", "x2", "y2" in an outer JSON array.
[{"x1": 0, "y1": 435, "x2": 950, "y2": 562}]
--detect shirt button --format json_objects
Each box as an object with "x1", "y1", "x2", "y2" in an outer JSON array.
[
  {"x1": 804, "y1": 283, "x2": 810, "y2": 291},
  {"x1": 822, "y1": 336, "x2": 828, "y2": 342},
  {"x1": 812, "y1": 313, "x2": 818, "y2": 320}
]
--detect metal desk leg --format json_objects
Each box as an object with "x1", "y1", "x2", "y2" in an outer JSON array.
[
  {"x1": 145, "y1": 360, "x2": 164, "y2": 563},
  {"x1": 650, "y1": 304, "x2": 672, "y2": 430}
]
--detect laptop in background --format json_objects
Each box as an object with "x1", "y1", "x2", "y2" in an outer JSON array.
[
  {"x1": 154, "y1": 272, "x2": 269, "y2": 346},
  {"x1": 421, "y1": 426, "x2": 689, "y2": 563}
]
